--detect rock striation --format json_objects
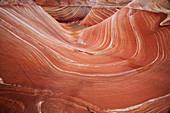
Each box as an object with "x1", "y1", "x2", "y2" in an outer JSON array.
[{"x1": 0, "y1": 0, "x2": 170, "y2": 113}]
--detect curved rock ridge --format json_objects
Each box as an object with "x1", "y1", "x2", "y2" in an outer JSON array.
[
  {"x1": 79, "y1": 0, "x2": 132, "y2": 26},
  {"x1": 79, "y1": 6, "x2": 121, "y2": 26},
  {"x1": 41, "y1": 5, "x2": 91, "y2": 22},
  {"x1": 36, "y1": 0, "x2": 90, "y2": 6},
  {"x1": 35, "y1": 0, "x2": 91, "y2": 22},
  {"x1": 0, "y1": 0, "x2": 35, "y2": 5},
  {"x1": 95, "y1": 0, "x2": 132, "y2": 6},
  {"x1": 80, "y1": 0, "x2": 170, "y2": 26},
  {"x1": 127, "y1": 0, "x2": 170, "y2": 26},
  {"x1": 0, "y1": 0, "x2": 170, "y2": 113}
]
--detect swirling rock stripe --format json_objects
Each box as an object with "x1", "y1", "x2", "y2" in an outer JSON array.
[
  {"x1": 79, "y1": 6, "x2": 120, "y2": 26},
  {"x1": 35, "y1": 0, "x2": 91, "y2": 22},
  {"x1": 0, "y1": 1, "x2": 170, "y2": 113},
  {"x1": 79, "y1": 0, "x2": 132, "y2": 26},
  {"x1": 42, "y1": 5, "x2": 91, "y2": 22},
  {"x1": 36, "y1": 0, "x2": 90, "y2": 6},
  {"x1": 95, "y1": 0, "x2": 132, "y2": 6}
]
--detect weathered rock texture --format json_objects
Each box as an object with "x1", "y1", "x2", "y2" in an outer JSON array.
[{"x1": 0, "y1": 0, "x2": 170, "y2": 113}]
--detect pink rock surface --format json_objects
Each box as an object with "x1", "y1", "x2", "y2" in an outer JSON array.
[
  {"x1": 0, "y1": 0, "x2": 170, "y2": 113},
  {"x1": 79, "y1": 0, "x2": 132, "y2": 26},
  {"x1": 36, "y1": 0, "x2": 91, "y2": 22}
]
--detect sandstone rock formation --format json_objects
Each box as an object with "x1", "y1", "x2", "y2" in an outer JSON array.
[{"x1": 0, "y1": 0, "x2": 170, "y2": 113}]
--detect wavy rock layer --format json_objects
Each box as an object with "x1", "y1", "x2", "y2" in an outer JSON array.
[
  {"x1": 79, "y1": 0, "x2": 132, "y2": 26},
  {"x1": 95, "y1": 0, "x2": 132, "y2": 6},
  {"x1": 79, "y1": 7, "x2": 120, "y2": 26},
  {"x1": 0, "y1": 0, "x2": 170, "y2": 113},
  {"x1": 36, "y1": 0, "x2": 90, "y2": 5},
  {"x1": 36, "y1": 0, "x2": 91, "y2": 22},
  {"x1": 42, "y1": 5, "x2": 91, "y2": 22}
]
